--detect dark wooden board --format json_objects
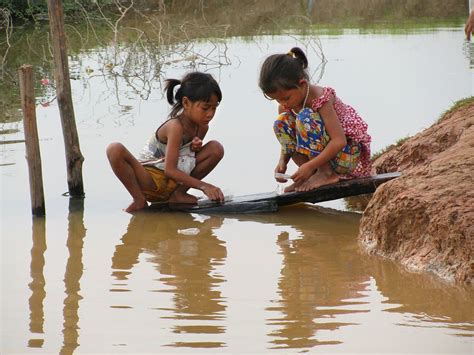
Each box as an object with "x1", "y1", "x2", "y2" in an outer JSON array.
[{"x1": 149, "y1": 172, "x2": 401, "y2": 214}]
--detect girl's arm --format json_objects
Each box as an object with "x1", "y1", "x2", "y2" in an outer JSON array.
[
  {"x1": 161, "y1": 120, "x2": 209, "y2": 190},
  {"x1": 274, "y1": 104, "x2": 292, "y2": 182},
  {"x1": 191, "y1": 124, "x2": 209, "y2": 152},
  {"x1": 291, "y1": 96, "x2": 347, "y2": 183},
  {"x1": 275, "y1": 152, "x2": 292, "y2": 182}
]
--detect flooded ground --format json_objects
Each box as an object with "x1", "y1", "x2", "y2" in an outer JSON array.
[{"x1": 1, "y1": 4, "x2": 474, "y2": 353}]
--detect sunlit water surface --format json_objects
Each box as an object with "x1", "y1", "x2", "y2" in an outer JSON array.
[{"x1": 1, "y1": 28, "x2": 473, "y2": 353}]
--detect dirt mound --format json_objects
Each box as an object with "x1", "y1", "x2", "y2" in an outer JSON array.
[{"x1": 359, "y1": 99, "x2": 474, "y2": 284}]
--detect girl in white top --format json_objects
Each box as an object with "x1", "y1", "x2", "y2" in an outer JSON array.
[{"x1": 106, "y1": 72, "x2": 225, "y2": 213}]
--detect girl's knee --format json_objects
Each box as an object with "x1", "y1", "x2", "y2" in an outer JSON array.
[
  {"x1": 207, "y1": 140, "x2": 224, "y2": 160},
  {"x1": 106, "y1": 142, "x2": 126, "y2": 161}
]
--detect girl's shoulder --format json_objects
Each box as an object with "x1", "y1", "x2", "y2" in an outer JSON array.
[
  {"x1": 156, "y1": 118, "x2": 183, "y2": 142},
  {"x1": 311, "y1": 86, "x2": 336, "y2": 110}
]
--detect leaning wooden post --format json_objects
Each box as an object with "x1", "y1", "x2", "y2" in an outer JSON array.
[
  {"x1": 47, "y1": 0, "x2": 84, "y2": 197},
  {"x1": 19, "y1": 65, "x2": 46, "y2": 217}
]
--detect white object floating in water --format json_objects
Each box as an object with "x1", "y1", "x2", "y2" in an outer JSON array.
[{"x1": 177, "y1": 228, "x2": 200, "y2": 236}]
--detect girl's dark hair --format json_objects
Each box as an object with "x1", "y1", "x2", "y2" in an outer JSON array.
[
  {"x1": 259, "y1": 47, "x2": 309, "y2": 94},
  {"x1": 164, "y1": 71, "x2": 222, "y2": 118}
]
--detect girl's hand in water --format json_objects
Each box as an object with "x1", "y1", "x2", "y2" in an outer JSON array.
[
  {"x1": 190, "y1": 136, "x2": 203, "y2": 152},
  {"x1": 274, "y1": 162, "x2": 288, "y2": 183},
  {"x1": 201, "y1": 184, "x2": 225, "y2": 203},
  {"x1": 291, "y1": 163, "x2": 314, "y2": 184}
]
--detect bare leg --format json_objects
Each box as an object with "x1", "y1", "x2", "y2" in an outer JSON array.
[
  {"x1": 168, "y1": 140, "x2": 224, "y2": 204},
  {"x1": 284, "y1": 152, "x2": 309, "y2": 193},
  {"x1": 295, "y1": 162, "x2": 339, "y2": 192},
  {"x1": 106, "y1": 142, "x2": 156, "y2": 212}
]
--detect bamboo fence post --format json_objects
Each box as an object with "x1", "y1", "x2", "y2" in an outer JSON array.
[
  {"x1": 47, "y1": 0, "x2": 84, "y2": 197},
  {"x1": 19, "y1": 65, "x2": 46, "y2": 217}
]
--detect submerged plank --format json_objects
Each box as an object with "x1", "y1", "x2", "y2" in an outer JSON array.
[{"x1": 148, "y1": 172, "x2": 401, "y2": 214}]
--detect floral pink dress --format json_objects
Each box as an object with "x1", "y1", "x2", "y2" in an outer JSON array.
[
  {"x1": 311, "y1": 87, "x2": 371, "y2": 177},
  {"x1": 273, "y1": 87, "x2": 372, "y2": 178}
]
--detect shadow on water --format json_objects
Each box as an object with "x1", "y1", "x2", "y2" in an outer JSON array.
[{"x1": 28, "y1": 198, "x2": 86, "y2": 353}]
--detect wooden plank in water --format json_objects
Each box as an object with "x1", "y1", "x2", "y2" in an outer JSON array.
[
  {"x1": 276, "y1": 172, "x2": 401, "y2": 206},
  {"x1": 149, "y1": 199, "x2": 279, "y2": 214},
  {"x1": 149, "y1": 172, "x2": 401, "y2": 214}
]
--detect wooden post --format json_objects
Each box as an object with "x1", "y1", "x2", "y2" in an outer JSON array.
[
  {"x1": 19, "y1": 65, "x2": 46, "y2": 217},
  {"x1": 47, "y1": 0, "x2": 84, "y2": 197}
]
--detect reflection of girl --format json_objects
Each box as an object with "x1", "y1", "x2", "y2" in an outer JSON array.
[
  {"x1": 111, "y1": 213, "x2": 227, "y2": 328},
  {"x1": 107, "y1": 72, "x2": 225, "y2": 213},
  {"x1": 259, "y1": 47, "x2": 371, "y2": 193}
]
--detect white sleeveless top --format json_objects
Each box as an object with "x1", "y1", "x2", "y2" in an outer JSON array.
[{"x1": 138, "y1": 134, "x2": 196, "y2": 175}]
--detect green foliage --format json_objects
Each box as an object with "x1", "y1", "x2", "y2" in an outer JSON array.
[
  {"x1": 0, "y1": 0, "x2": 116, "y2": 22},
  {"x1": 1, "y1": 0, "x2": 46, "y2": 20},
  {"x1": 437, "y1": 97, "x2": 474, "y2": 123}
]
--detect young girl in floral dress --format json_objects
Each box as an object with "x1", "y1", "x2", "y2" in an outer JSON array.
[{"x1": 259, "y1": 47, "x2": 372, "y2": 192}]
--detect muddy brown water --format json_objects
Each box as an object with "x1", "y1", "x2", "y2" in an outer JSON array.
[{"x1": 1, "y1": 24, "x2": 473, "y2": 353}]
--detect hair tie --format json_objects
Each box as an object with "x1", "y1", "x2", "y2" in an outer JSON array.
[
  {"x1": 173, "y1": 84, "x2": 182, "y2": 99},
  {"x1": 287, "y1": 51, "x2": 295, "y2": 58}
]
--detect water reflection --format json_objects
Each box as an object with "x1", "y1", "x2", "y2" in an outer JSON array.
[
  {"x1": 28, "y1": 217, "x2": 46, "y2": 348},
  {"x1": 370, "y1": 259, "x2": 474, "y2": 337},
  {"x1": 61, "y1": 198, "x2": 86, "y2": 354},
  {"x1": 111, "y1": 212, "x2": 227, "y2": 349},
  {"x1": 25, "y1": 203, "x2": 473, "y2": 352},
  {"x1": 229, "y1": 205, "x2": 473, "y2": 350},
  {"x1": 463, "y1": 39, "x2": 474, "y2": 68},
  {"x1": 239, "y1": 206, "x2": 368, "y2": 349},
  {"x1": 27, "y1": 198, "x2": 87, "y2": 353}
]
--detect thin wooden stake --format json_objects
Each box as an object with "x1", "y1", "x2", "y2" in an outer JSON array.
[
  {"x1": 47, "y1": 0, "x2": 84, "y2": 197},
  {"x1": 19, "y1": 65, "x2": 46, "y2": 217}
]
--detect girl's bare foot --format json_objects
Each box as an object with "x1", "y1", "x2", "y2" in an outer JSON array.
[
  {"x1": 295, "y1": 167, "x2": 339, "y2": 192},
  {"x1": 168, "y1": 190, "x2": 198, "y2": 205},
  {"x1": 125, "y1": 199, "x2": 148, "y2": 213},
  {"x1": 284, "y1": 181, "x2": 303, "y2": 193}
]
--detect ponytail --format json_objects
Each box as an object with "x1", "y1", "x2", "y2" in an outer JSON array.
[
  {"x1": 164, "y1": 78, "x2": 181, "y2": 106},
  {"x1": 259, "y1": 46, "x2": 310, "y2": 94},
  {"x1": 289, "y1": 47, "x2": 308, "y2": 69}
]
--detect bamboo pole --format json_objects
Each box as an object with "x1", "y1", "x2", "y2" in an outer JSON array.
[
  {"x1": 47, "y1": 0, "x2": 84, "y2": 197},
  {"x1": 19, "y1": 65, "x2": 46, "y2": 217}
]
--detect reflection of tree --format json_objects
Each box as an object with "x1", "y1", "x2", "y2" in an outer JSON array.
[
  {"x1": 111, "y1": 211, "x2": 227, "y2": 349},
  {"x1": 27, "y1": 217, "x2": 46, "y2": 348},
  {"x1": 247, "y1": 206, "x2": 369, "y2": 349},
  {"x1": 60, "y1": 198, "x2": 87, "y2": 354}
]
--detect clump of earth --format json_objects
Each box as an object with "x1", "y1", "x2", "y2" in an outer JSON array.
[{"x1": 358, "y1": 98, "x2": 473, "y2": 284}]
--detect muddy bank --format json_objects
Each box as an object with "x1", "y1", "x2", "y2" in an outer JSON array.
[{"x1": 359, "y1": 98, "x2": 474, "y2": 284}]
